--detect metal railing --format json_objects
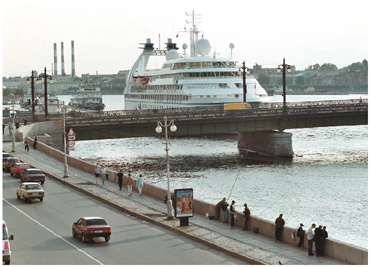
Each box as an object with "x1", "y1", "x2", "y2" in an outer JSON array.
[{"x1": 65, "y1": 99, "x2": 367, "y2": 126}]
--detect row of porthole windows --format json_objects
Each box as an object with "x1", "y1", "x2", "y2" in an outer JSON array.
[
  {"x1": 171, "y1": 62, "x2": 236, "y2": 69},
  {"x1": 132, "y1": 84, "x2": 183, "y2": 91},
  {"x1": 126, "y1": 94, "x2": 191, "y2": 102}
]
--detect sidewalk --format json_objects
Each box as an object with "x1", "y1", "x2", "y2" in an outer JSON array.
[{"x1": 3, "y1": 141, "x2": 344, "y2": 265}]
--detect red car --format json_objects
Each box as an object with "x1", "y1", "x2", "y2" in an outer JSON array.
[
  {"x1": 10, "y1": 162, "x2": 31, "y2": 178},
  {"x1": 3, "y1": 157, "x2": 20, "y2": 172},
  {"x1": 72, "y1": 217, "x2": 111, "y2": 243}
]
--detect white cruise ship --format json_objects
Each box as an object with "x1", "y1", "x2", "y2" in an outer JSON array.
[{"x1": 124, "y1": 12, "x2": 269, "y2": 110}]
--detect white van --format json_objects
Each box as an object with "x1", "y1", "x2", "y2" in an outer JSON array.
[{"x1": 2, "y1": 221, "x2": 14, "y2": 265}]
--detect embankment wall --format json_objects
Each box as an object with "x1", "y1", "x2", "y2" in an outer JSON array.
[{"x1": 25, "y1": 137, "x2": 368, "y2": 265}]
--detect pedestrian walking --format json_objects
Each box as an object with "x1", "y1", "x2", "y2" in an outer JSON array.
[
  {"x1": 101, "y1": 166, "x2": 107, "y2": 185},
  {"x1": 243, "y1": 203, "x2": 251, "y2": 230},
  {"x1": 307, "y1": 223, "x2": 316, "y2": 256},
  {"x1": 127, "y1": 172, "x2": 134, "y2": 196},
  {"x1": 104, "y1": 167, "x2": 109, "y2": 184},
  {"x1": 15, "y1": 120, "x2": 20, "y2": 129},
  {"x1": 221, "y1": 199, "x2": 229, "y2": 223},
  {"x1": 215, "y1": 197, "x2": 226, "y2": 220},
  {"x1": 322, "y1": 226, "x2": 328, "y2": 256},
  {"x1": 33, "y1": 136, "x2": 38, "y2": 149},
  {"x1": 296, "y1": 223, "x2": 305, "y2": 247},
  {"x1": 136, "y1": 174, "x2": 144, "y2": 195},
  {"x1": 275, "y1": 214, "x2": 285, "y2": 241},
  {"x1": 23, "y1": 119, "x2": 27, "y2": 126},
  {"x1": 95, "y1": 164, "x2": 102, "y2": 184},
  {"x1": 3, "y1": 123, "x2": 6, "y2": 135},
  {"x1": 24, "y1": 140, "x2": 29, "y2": 152},
  {"x1": 117, "y1": 170, "x2": 123, "y2": 191},
  {"x1": 229, "y1": 200, "x2": 236, "y2": 227}
]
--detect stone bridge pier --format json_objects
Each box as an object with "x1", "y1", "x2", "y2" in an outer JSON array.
[{"x1": 238, "y1": 131, "x2": 293, "y2": 161}]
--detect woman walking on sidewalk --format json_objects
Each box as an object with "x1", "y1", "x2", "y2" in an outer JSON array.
[
  {"x1": 136, "y1": 174, "x2": 144, "y2": 195},
  {"x1": 127, "y1": 172, "x2": 134, "y2": 196},
  {"x1": 95, "y1": 164, "x2": 102, "y2": 185}
]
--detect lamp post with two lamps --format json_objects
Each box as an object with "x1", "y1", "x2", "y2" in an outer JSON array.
[
  {"x1": 38, "y1": 67, "x2": 52, "y2": 119},
  {"x1": 277, "y1": 58, "x2": 292, "y2": 113},
  {"x1": 155, "y1": 116, "x2": 177, "y2": 219}
]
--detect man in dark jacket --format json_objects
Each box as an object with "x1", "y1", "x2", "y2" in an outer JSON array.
[
  {"x1": 243, "y1": 203, "x2": 251, "y2": 230},
  {"x1": 117, "y1": 170, "x2": 123, "y2": 191},
  {"x1": 314, "y1": 225, "x2": 323, "y2": 256},
  {"x1": 322, "y1": 226, "x2": 328, "y2": 256},
  {"x1": 275, "y1": 214, "x2": 285, "y2": 241},
  {"x1": 296, "y1": 223, "x2": 305, "y2": 247}
]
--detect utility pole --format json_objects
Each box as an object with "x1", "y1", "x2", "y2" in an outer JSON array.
[
  {"x1": 43, "y1": 67, "x2": 48, "y2": 119},
  {"x1": 31, "y1": 70, "x2": 36, "y2": 121},
  {"x1": 242, "y1": 61, "x2": 247, "y2": 103},
  {"x1": 62, "y1": 101, "x2": 69, "y2": 178}
]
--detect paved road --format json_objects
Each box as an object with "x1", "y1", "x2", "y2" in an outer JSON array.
[{"x1": 3, "y1": 173, "x2": 245, "y2": 265}]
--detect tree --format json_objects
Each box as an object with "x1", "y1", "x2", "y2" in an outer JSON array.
[
  {"x1": 257, "y1": 73, "x2": 270, "y2": 87},
  {"x1": 319, "y1": 63, "x2": 338, "y2": 72}
]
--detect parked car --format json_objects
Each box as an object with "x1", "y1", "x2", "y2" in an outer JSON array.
[
  {"x1": 16, "y1": 182, "x2": 44, "y2": 202},
  {"x1": 20, "y1": 168, "x2": 45, "y2": 185},
  {"x1": 2, "y1": 152, "x2": 11, "y2": 161},
  {"x1": 2, "y1": 220, "x2": 14, "y2": 265},
  {"x1": 10, "y1": 162, "x2": 31, "y2": 178},
  {"x1": 3, "y1": 157, "x2": 20, "y2": 172},
  {"x1": 72, "y1": 217, "x2": 111, "y2": 243}
]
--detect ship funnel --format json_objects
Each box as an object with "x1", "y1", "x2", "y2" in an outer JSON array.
[
  {"x1": 53, "y1": 43, "x2": 58, "y2": 76},
  {"x1": 61, "y1": 41, "x2": 66, "y2": 76},
  {"x1": 166, "y1": 38, "x2": 178, "y2": 50},
  {"x1": 71, "y1": 40, "x2": 76, "y2": 77},
  {"x1": 143, "y1": 38, "x2": 154, "y2": 51}
]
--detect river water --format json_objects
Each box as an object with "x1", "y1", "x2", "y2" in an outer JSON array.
[{"x1": 59, "y1": 94, "x2": 368, "y2": 248}]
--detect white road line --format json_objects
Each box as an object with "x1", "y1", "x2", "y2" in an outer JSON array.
[{"x1": 3, "y1": 199, "x2": 103, "y2": 265}]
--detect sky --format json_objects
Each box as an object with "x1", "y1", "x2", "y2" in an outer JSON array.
[{"x1": 1, "y1": 0, "x2": 369, "y2": 77}]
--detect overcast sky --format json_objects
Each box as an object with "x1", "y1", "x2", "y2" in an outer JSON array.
[{"x1": 1, "y1": 0, "x2": 368, "y2": 77}]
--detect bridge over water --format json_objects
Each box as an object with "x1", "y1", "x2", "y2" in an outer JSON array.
[{"x1": 65, "y1": 99, "x2": 367, "y2": 160}]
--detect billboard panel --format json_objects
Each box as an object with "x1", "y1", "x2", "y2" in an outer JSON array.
[{"x1": 174, "y1": 188, "x2": 193, "y2": 218}]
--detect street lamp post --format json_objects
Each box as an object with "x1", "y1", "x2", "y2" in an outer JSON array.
[
  {"x1": 241, "y1": 61, "x2": 247, "y2": 103},
  {"x1": 62, "y1": 101, "x2": 69, "y2": 178},
  {"x1": 278, "y1": 58, "x2": 292, "y2": 113},
  {"x1": 11, "y1": 94, "x2": 16, "y2": 152},
  {"x1": 155, "y1": 116, "x2": 177, "y2": 219}
]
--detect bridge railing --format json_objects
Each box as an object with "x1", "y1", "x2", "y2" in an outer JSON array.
[{"x1": 66, "y1": 99, "x2": 367, "y2": 124}]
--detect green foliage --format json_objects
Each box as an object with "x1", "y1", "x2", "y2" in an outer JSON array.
[
  {"x1": 257, "y1": 73, "x2": 270, "y2": 87},
  {"x1": 3, "y1": 88, "x2": 25, "y2": 97},
  {"x1": 319, "y1": 63, "x2": 338, "y2": 72}
]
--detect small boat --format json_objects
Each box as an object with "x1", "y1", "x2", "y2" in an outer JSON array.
[{"x1": 69, "y1": 84, "x2": 105, "y2": 111}]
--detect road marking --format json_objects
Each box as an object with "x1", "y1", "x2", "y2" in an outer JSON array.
[{"x1": 3, "y1": 199, "x2": 103, "y2": 265}]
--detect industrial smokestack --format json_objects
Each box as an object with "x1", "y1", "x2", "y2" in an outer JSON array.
[
  {"x1": 53, "y1": 43, "x2": 58, "y2": 76},
  {"x1": 71, "y1": 40, "x2": 75, "y2": 77},
  {"x1": 61, "y1": 41, "x2": 66, "y2": 76}
]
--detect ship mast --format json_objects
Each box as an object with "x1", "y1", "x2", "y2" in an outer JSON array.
[{"x1": 188, "y1": 9, "x2": 200, "y2": 57}]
